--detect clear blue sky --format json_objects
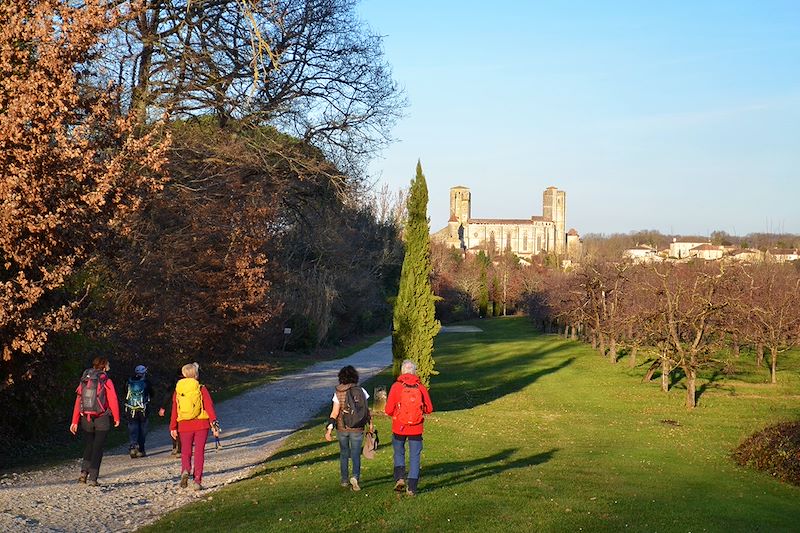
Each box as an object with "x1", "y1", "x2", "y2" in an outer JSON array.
[{"x1": 357, "y1": 0, "x2": 800, "y2": 237}]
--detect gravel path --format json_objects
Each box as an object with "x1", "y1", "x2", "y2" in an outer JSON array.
[{"x1": 0, "y1": 336, "x2": 392, "y2": 533}]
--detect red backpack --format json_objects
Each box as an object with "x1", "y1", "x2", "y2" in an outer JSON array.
[
  {"x1": 79, "y1": 369, "x2": 108, "y2": 419},
  {"x1": 394, "y1": 383, "x2": 424, "y2": 426}
]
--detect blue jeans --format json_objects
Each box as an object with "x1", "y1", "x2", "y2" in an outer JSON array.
[
  {"x1": 338, "y1": 431, "x2": 364, "y2": 481},
  {"x1": 127, "y1": 417, "x2": 149, "y2": 453},
  {"x1": 393, "y1": 434, "x2": 423, "y2": 479}
]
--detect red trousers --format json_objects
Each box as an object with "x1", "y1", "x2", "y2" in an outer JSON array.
[{"x1": 180, "y1": 429, "x2": 208, "y2": 484}]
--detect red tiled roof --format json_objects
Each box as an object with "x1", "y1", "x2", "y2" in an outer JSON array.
[{"x1": 691, "y1": 244, "x2": 722, "y2": 251}]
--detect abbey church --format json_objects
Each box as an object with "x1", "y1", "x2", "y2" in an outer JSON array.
[{"x1": 433, "y1": 185, "x2": 580, "y2": 260}]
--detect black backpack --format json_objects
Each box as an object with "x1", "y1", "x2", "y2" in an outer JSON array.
[
  {"x1": 79, "y1": 369, "x2": 108, "y2": 418},
  {"x1": 342, "y1": 386, "x2": 370, "y2": 429}
]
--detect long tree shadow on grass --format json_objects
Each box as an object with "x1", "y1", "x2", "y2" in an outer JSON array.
[
  {"x1": 423, "y1": 447, "x2": 558, "y2": 491},
  {"x1": 433, "y1": 355, "x2": 576, "y2": 412}
]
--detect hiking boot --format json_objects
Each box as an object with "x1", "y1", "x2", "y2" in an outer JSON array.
[
  {"x1": 130, "y1": 447, "x2": 138, "y2": 459},
  {"x1": 77, "y1": 472, "x2": 88, "y2": 484},
  {"x1": 349, "y1": 477, "x2": 361, "y2": 491},
  {"x1": 405, "y1": 488, "x2": 416, "y2": 496},
  {"x1": 180, "y1": 472, "x2": 189, "y2": 488},
  {"x1": 406, "y1": 477, "x2": 419, "y2": 496},
  {"x1": 192, "y1": 482, "x2": 203, "y2": 491},
  {"x1": 393, "y1": 478, "x2": 406, "y2": 492},
  {"x1": 171, "y1": 448, "x2": 180, "y2": 457},
  {"x1": 86, "y1": 478, "x2": 99, "y2": 487},
  {"x1": 340, "y1": 481, "x2": 350, "y2": 488}
]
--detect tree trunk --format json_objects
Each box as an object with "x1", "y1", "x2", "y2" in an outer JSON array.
[
  {"x1": 598, "y1": 334, "x2": 606, "y2": 357},
  {"x1": 629, "y1": 345, "x2": 638, "y2": 368},
  {"x1": 685, "y1": 366, "x2": 697, "y2": 408},
  {"x1": 770, "y1": 347, "x2": 778, "y2": 384},
  {"x1": 661, "y1": 358, "x2": 670, "y2": 393},
  {"x1": 563, "y1": 323, "x2": 569, "y2": 337},
  {"x1": 756, "y1": 343, "x2": 764, "y2": 367},
  {"x1": 570, "y1": 325, "x2": 576, "y2": 340},
  {"x1": 608, "y1": 338, "x2": 617, "y2": 364},
  {"x1": 643, "y1": 359, "x2": 659, "y2": 382},
  {"x1": 732, "y1": 334, "x2": 740, "y2": 358},
  {"x1": 590, "y1": 330, "x2": 597, "y2": 350}
]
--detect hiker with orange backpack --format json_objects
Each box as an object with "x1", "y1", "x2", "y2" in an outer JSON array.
[
  {"x1": 69, "y1": 357, "x2": 121, "y2": 486},
  {"x1": 384, "y1": 359, "x2": 433, "y2": 496},
  {"x1": 169, "y1": 363, "x2": 220, "y2": 491}
]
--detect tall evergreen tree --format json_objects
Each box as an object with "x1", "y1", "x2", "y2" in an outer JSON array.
[{"x1": 392, "y1": 161, "x2": 441, "y2": 386}]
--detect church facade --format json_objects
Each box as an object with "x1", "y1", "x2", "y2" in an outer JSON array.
[{"x1": 434, "y1": 185, "x2": 578, "y2": 259}]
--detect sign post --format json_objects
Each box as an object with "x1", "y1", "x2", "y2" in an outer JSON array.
[{"x1": 282, "y1": 327, "x2": 292, "y2": 351}]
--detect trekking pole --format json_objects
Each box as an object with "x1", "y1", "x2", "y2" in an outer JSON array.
[{"x1": 212, "y1": 420, "x2": 222, "y2": 450}]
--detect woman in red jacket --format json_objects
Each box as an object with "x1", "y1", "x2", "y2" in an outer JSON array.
[
  {"x1": 384, "y1": 359, "x2": 433, "y2": 496},
  {"x1": 69, "y1": 357, "x2": 121, "y2": 486},
  {"x1": 170, "y1": 363, "x2": 220, "y2": 491}
]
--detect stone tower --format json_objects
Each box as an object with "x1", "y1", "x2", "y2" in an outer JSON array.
[
  {"x1": 447, "y1": 186, "x2": 471, "y2": 249},
  {"x1": 450, "y1": 186, "x2": 471, "y2": 224},
  {"x1": 542, "y1": 186, "x2": 566, "y2": 255}
]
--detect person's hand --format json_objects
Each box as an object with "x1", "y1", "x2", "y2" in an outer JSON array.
[
  {"x1": 114, "y1": 420, "x2": 120, "y2": 428},
  {"x1": 158, "y1": 408, "x2": 165, "y2": 417},
  {"x1": 369, "y1": 421, "x2": 374, "y2": 432},
  {"x1": 325, "y1": 429, "x2": 333, "y2": 442},
  {"x1": 69, "y1": 423, "x2": 78, "y2": 435},
  {"x1": 170, "y1": 430, "x2": 178, "y2": 439},
  {"x1": 212, "y1": 428, "x2": 220, "y2": 438}
]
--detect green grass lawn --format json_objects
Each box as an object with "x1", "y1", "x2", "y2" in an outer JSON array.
[{"x1": 145, "y1": 317, "x2": 800, "y2": 532}]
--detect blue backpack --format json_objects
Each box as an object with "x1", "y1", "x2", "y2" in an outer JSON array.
[{"x1": 125, "y1": 377, "x2": 149, "y2": 414}]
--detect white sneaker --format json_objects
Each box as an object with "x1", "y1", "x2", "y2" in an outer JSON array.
[{"x1": 349, "y1": 477, "x2": 361, "y2": 491}]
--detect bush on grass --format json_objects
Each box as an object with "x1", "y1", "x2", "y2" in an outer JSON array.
[{"x1": 732, "y1": 421, "x2": 800, "y2": 485}]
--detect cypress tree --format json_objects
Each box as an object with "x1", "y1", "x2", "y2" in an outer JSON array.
[{"x1": 391, "y1": 161, "x2": 441, "y2": 386}]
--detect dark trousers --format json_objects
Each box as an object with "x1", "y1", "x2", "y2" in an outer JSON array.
[
  {"x1": 80, "y1": 415, "x2": 111, "y2": 480},
  {"x1": 127, "y1": 415, "x2": 149, "y2": 453}
]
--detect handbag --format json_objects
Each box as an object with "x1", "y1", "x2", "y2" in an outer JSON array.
[{"x1": 362, "y1": 428, "x2": 379, "y2": 459}]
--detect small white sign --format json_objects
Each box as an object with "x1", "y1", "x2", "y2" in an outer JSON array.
[{"x1": 283, "y1": 328, "x2": 292, "y2": 335}]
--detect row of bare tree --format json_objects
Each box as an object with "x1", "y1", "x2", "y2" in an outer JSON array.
[{"x1": 535, "y1": 261, "x2": 800, "y2": 407}]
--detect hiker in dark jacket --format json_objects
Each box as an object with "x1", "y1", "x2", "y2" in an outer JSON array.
[
  {"x1": 159, "y1": 371, "x2": 182, "y2": 456},
  {"x1": 125, "y1": 364, "x2": 156, "y2": 458},
  {"x1": 70, "y1": 357, "x2": 121, "y2": 486},
  {"x1": 324, "y1": 365, "x2": 373, "y2": 491},
  {"x1": 385, "y1": 359, "x2": 433, "y2": 496}
]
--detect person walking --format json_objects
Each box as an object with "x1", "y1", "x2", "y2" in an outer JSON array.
[
  {"x1": 324, "y1": 365, "x2": 372, "y2": 491},
  {"x1": 69, "y1": 357, "x2": 121, "y2": 486},
  {"x1": 159, "y1": 370, "x2": 183, "y2": 456},
  {"x1": 169, "y1": 363, "x2": 220, "y2": 491},
  {"x1": 384, "y1": 359, "x2": 433, "y2": 496},
  {"x1": 124, "y1": 364, "x2": 156, "y2": 458}
]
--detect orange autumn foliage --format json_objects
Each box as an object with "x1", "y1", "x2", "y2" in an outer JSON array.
[{"x1": 0, "y1": 0, "x2": 168, "y2": 391}]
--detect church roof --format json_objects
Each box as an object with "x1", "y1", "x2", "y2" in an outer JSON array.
[{"x1": 468, "y1": 216, "x2": 550, "y2": 225}]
